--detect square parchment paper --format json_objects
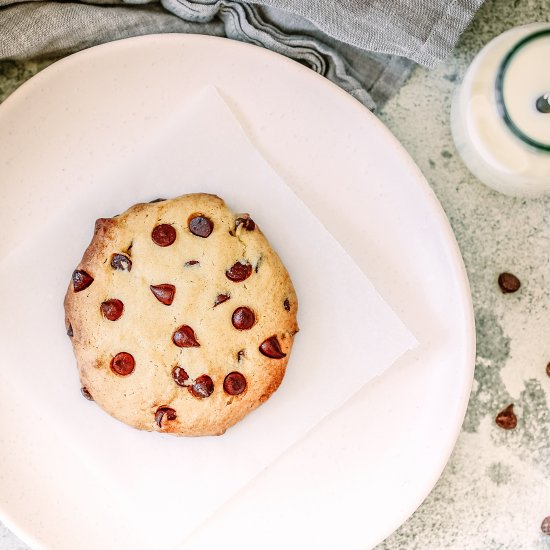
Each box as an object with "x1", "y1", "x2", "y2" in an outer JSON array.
[{"x1": 0, "y1": 87, "x2": 416, "y2": 547}]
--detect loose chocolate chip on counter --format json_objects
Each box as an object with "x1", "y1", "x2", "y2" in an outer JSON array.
[
  {"x1": 226, "y1": 261, "x2": 252, "y2": 282},
  {"x1": 498, "y1": 272, "x2": 521, "y2": 294},
  {"x1": 155, "y1": 406, "x2": 177, "y2": 428},
  {"x1": 224, "y1": 372, "x2": 247, "y2": 395},
  {"x1": 110, "y1": 352, "x2": 135, "y2": 376},
  {"x1": 284, "y1": 298, "x2": 290, "y2": 311},
  {"x1": 237, "y1": 349, "x2": 245, "y2": 362},
  {"x1": 111, "y1": 253, "x2": 132, "y2": 271},
  {"x1": 232, "y1": 307, "x2": 255, "y2": 330},
  {"x1": 235, "y1": 215, "x2": 256, "y2": 231},
  {"x1": 152, "y1": 224, "x2": 176, "y2": 247},
  {"x1": 100, "y1": 299, "x2": 124, "y2": 321},
  {"x1": 150, "y1": 284, "x2": 176, "y2": 306},
  {"x1": 185, "y1": 260, "x2": 200, "y2": 266},
  {"x1": 67, "y1": 323, "x2": 74, "y2": 338},
  {"x1": 188, "y1": 214, "x2": 213, "y2": 238},
  {"x1": 214, "y1": 294, "x2": 230, "y2": 307},
  {"x1": 81, "y1": 386, "x2": 94, "y2": 401},
  {"x1": 173, "y1": 325, "x2": 200, "y2": 347},
  {"x1": 172, "y1": 366, "x2": 190, "y2": 386},
  {"x1": 495, "y1": 404, "x2": 517, "y2": 430},
  {"x1": 259, "y1": 335, "x2": 286, "y2": 359},
  {"x1": 72, "y1": 269, "x2": 94, "y2": 292},
  {"x1": 541, "y1": 516, "x2": 550, "y2": 535},
  {"x1": 149, "y1": 198, "x2": 166, "y2": 203},
  {"x1": 189, "y1": 375, "x2": 214, "y2": 399}
]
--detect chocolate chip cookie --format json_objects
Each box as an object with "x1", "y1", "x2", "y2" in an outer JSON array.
[{"x1": 64, "y1": 193, "x2": 298, "y2": 436}]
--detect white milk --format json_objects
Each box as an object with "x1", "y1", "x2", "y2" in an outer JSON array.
[{"x1": 452, "y1": 23, "x2": 550, "y2": 197}]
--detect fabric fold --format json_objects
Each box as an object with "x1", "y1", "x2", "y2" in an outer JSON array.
[
  {"x1": 0, "y1": 0, "x2": 483, "y2": 109},
  {"x1": 161, "y1": 0, "x2": 376, "y2": 107}
]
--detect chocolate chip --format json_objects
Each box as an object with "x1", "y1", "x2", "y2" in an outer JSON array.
[
  {"x1": 259, "y1": 335, "x2": 286, "y2": 359},
  {"x1": 235, "y1": 215, "x2": 255, "y2": 231},
  {"x1": 150, "y1": 284, "x2": 176, "y2": 305},
  {"x1": 111, "y1": 253, "x2": 132, "y2": 271},
  {"x1": 149, "y1": 198, "x2": 166, "y2": 203},
  {"x1": 189, "y1": 375, "x2": 214, "y2": 398},
  {"x1": 173, "y1": 325, "x2": 200, "y2": 347},
  {"x1": 223, "y1": 372, "x2": 247, "y2": 395},
  {"x1": 214, "y1": 294, "x2": 230, "y2": 307},
  {"x1": 541, "y1": 516, "x2": 550, "y2": 535},
  {"x1": 237, "y1": 349, "x2": 245, "y2": 362},
  {"x1": 100, "y1": 299, "x2": 124, "y2": 321},
  {"x1": 72, "y1": 269, "x2": 94, "y2": 292},
  {"x1": 188, "y1": 214, "x2": 213, "y2": 238},
  {"x1": 155, "y1": 406, "x2": 177, "y2": 428},
  {"x1": 152, "y1": 224, "x2": 176, "y2": 247},
  {"x1": 232, "y1": 307, "x2": 255, "y2": 330},
  {"x1": 172, "y1": 366, "x2": 190, "y2": 386},
  {"x1": 284, "y1": 298, "x2": 290, "y2": 311},
  {"x1": 226, "y1": 261, "x2": 252, "y2": 282},
  {"x1": 185, "y1": 260, "x2": 200, "y2": 266},
  {"x1": 498, "y1": 272, "x2": 521, "y2": 293},
  {"x1": 110, "y1": 352, "x2": 135, "y2": 376},
  {"x1": 546, "y1": 362, "x2": 550, "y2": 378},
  {"x1": 495, "y1": 404, "x2": 517, "y2": 430},
  {"x1": 67, "y1": 323, "x2": 74, "y2": 338},
  {"x1": 81, "y1": 386, "x2": 93, "y2": 401}
]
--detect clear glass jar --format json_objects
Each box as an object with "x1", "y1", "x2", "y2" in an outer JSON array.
[{"x1": 451, "y1": 23, "x2": 550, "y2": 197}]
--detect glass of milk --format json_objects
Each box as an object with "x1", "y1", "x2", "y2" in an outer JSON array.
[{"x1": 451, "y1": 23, "x2": 550, "y2": 197}]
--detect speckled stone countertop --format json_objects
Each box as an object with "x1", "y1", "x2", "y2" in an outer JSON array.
[{"x1": 1, "y1": 0, "x2": 550, "y2": 548}]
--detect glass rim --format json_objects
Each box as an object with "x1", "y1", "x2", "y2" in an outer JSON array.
[{"x1": 494, "y1": 28, "x2": 550, "y2": 152}]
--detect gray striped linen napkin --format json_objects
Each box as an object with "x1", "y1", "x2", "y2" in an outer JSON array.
[{"x1": 0, "y1": 0, "x2": 483, "y2": 109}]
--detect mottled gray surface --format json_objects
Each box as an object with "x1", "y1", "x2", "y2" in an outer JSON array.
[
  {"x1": 1, "y1": 0, "x2": 550, "y2": 548},
  {"x1": 377, "y1": 0, "x2": 550, "y2": 548}
]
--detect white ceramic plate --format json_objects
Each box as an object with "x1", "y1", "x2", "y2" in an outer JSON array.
[{"x1": 0, "y1": 35, "x2": 474, "y2": 550}]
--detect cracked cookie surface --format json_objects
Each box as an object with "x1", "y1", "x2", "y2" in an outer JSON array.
[{"x1": 64, "y1": 193, "x2": 298, "y2": 436}]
